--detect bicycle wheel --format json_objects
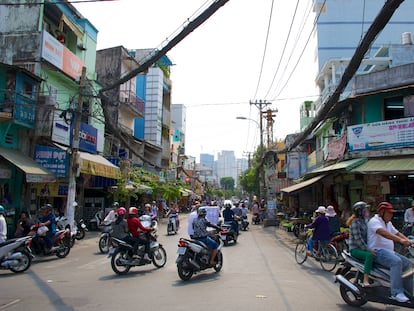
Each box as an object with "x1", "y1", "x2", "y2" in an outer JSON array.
[
  {"x1": 295, "y1": 240, "x2": 308, "y2": 264},
  {"x1": 319, "y1": 243, "x2": 338, "y2": 271}
]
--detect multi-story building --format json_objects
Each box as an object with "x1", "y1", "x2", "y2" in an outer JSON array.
[
  {"x1": 0, "y1": 0, "x2": 120, "y2": 230},
  {"x1": 216, "y1": 150, "x2": 237, "y2": 188}
]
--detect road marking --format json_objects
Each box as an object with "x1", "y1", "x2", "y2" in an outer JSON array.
[{"x1": 0, "y1": 299, "x2": 20, "y2": 310}]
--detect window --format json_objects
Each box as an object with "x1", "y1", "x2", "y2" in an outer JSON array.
[{"x1": 384, "y1": 96, "x2": 404, "y2": 120}]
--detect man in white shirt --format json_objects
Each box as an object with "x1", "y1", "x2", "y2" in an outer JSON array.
[
  {"x1": 403, "y1": 201, "x2": 414, "y2": 236},
  {"x1": 187, "y1": 201, "x2": 200, "y2": 238},
  {"x1": 0, "y1": 205, "x2": 7, "y2": 243},
  {"x1": 368, "y1": 201, "x2": 413, "y2": 303},
  {"x1": 103, "y1": 201, "x2": 119, "y2": 224}
]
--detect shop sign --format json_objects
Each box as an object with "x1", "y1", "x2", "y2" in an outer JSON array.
[
  {"x1": 37, "y1": 181, "x2": 69, "y2": 197},
  {"x1": 348, "y1": 117, "x2": 414, "y2": 151},
  {"x1": 34, "y1": 145, "x2": 69, "y2": 178}
]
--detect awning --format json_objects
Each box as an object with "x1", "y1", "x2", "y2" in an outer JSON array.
[
  {"x1": 352, "y1": 157, "x2": 414, "y2": 174},
  {"x1": 306, "y1": 158, "x2": 368, "y2": 177},
  {"x1": 280, "y1": 174, "x2": 326, "y2": 194},
  {"x1": 0, "y1": 146, "x2": 55, "y2": 183},
  {"x1": 78, "y1": 151, "x2": 120, "y2": 179}
]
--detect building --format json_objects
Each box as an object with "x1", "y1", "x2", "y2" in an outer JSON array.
[{"x1": 216, "y1": 150, "x2": 237, "y2": 188}]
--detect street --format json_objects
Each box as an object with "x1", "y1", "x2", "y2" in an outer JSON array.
[{"x1": 0, "y1": 215, "x2": 403, "y2": 311}]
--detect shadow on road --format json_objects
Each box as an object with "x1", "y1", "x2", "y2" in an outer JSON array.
[{"x1": 171, "y1": 271, "x2": 221, "y2": 286}]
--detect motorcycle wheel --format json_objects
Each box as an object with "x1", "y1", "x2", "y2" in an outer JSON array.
[
  {"x1": 177, "y1": 263, "x2": 193, "y2": 281},
  {"x1": 69, "y1": 234, "x2": 76, "y2": 248},
  {"x1": 152, "y1": 246, "x2": 167, "y2": 268},
  {"x1": 111, "y1": 248, "x2": 131, "y2": 275},
  {"x1": 9, "y1": 250, "x2": 31, "y2": 273},
  {"x1": 75, "y1": 229, "x2": 85, "y2": 240},
  {"x1": 339, "y1": 271, "x2": 367, "y2": 307},
  {"x1": 56, "y1": 240, "x2": 71, "y2": 258},
  {"x1": 213, "y1": 251, "x2": 223, "y2": 272},
  {"x1": 99, "y1": 235, "x2": 110, "y2": 254}
]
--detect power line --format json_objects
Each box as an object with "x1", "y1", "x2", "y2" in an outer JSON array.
[{"x1": 0, "y1": 0, "x2": 118, "y2": 6}]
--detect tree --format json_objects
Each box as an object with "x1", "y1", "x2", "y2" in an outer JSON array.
[{"x1": 220, "y1": 177, "x2": 235, "y2": 191}]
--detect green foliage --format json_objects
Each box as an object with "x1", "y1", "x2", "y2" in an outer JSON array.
[{"x1": 220, "y1": 176, "x2": 235, "y2": 190}]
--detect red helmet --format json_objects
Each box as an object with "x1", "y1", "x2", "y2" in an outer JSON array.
[
  {"x1": 117, "y1": 207, "x2": 126, "y2": 215},
  {"x1": 377, "y1": 202, "x2": 396, "y2": 213},
  {"x1": 128, "y1": 207, "x2": 138, "y2": 215}
]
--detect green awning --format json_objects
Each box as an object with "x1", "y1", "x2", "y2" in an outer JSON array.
[
  {"x1": 306, "y1": 158, "x2": 368, "y2": 177},
  {"x1": 0, "y1": 146, "x2": 55, "y2": 183},
  {"x1": 281, "y1": 174, "x2": 327, "y2": 194},
  {"x1": 352, "y1": 157, "x2": 414, "y2": 174}
]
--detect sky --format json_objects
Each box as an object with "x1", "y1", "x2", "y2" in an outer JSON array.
[{"x1": 73, "y1": 0, "x2": 319, "y2": 161}]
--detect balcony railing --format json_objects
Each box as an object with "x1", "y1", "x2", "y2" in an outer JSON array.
[
  {"x1": 119, "y1": 90, "x2": 145, "y2": 116},
  {"x1": 0, "y1": 90, "x2": 36, "y2": 127}
]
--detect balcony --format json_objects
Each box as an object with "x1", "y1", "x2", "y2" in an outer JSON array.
[
  {"x1": 0, "y1": 90, "x2": 36, "y2": 128},
  {"x1": 119, "y1": 90, "x2": 145, "y2": 117}
]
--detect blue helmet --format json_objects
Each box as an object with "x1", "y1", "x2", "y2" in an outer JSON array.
[{"x1": 0, "y1": 205, "x2": 4, "y2": 213}]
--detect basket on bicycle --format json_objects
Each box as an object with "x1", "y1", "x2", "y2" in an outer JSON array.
[{"x1": 298, "y1": 231, "x2": 308, "y2": 241}]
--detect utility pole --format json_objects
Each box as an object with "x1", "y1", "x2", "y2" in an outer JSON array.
[
  {"x1": 66, "y1": 67, "x2": 86, "y2": 229},
  {"x1": 250, "y1": 100, "x2": 271, "y2": 201}
]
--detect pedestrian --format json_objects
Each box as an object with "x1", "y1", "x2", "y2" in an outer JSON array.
[{"x1": 0, "y1": 205, "x2": 7, "y2": 243}]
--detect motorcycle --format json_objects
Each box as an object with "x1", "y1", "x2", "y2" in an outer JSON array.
[
  {"x1": 330, "y1": 230, "x2": 349, "y2": 257},
  {"x1": 75, "y1": 219, "x2": 87, "y2": 240},
  {"x1": 28, "y1": 224, "x2": 71, "y2": 258},
  {"x1": 240, "y1": 215, "x2": 249, "y2": 231},
  {"x1": 98, "y1": 222, "x2": 112, "y2": 254},
  {"x1": 167, "y1": 214, "x2": 178, "y2": 235},
  {"x1": 176, "y1": 229, "x2": 224, "y2": 281},
  {"x1": 109, "y1": 220, "x2": 167, "y2": 275},
  {"x1": 252, "y1": 213, "x2": 261, "y2": 225},
  {"x1": 0, "y1": 236, "x2": 33, "y2": 273},
  {"x1": 335, "y1": 248, "x2": 414, "y2": 308},
  {"x1": 89, "y1": 208, "x2": 104, "y2": 231},
  {"x1": 220, "y1": 222, "x2": 238, "y2": 246},
  {"x1": 56, "y1": 216, "x2": 76, "y2": 248}
]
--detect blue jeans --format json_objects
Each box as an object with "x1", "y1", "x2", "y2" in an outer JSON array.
[{"x1": 375, "y1": 248, "x2": 412, "y2": 296}]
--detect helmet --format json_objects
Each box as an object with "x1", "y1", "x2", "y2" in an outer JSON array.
[
  {"x1": 0, "y1": 205, "x2": 4, "y2": 213},
  {"x1": 73, "y1": 201, "x2": 78, "y2": 207},
  {"x1": 198, "y1": 207, "x2": 207, "y2": 216},
  {"x1": 353, "y1": 201, "x2": 369, "y2": 217},
  {"x1": 117, "y1": 207, "x2": 127, "y2": 215},
  {"x1": 128, "y1": 207, "x2": 138, "y2": 215},
  {"x1": 42, "y1": 204, "x2": 53, "y2": 210},
  {"x1": 112, "y1": 201, "x2": 120, "y2": 208},
  {"x1": 377, "y1": 202, "x2": 396, "y2": 213}
]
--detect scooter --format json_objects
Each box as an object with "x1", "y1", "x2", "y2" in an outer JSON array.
[
  {"x1": 98, "y1": 222, "x2": 112, "y2": 254},
  {"x1": 167, "y1": 214, "x2": 178, "y2": 235},
  {"x1": 0, "y1": 236, "x2": 33, "y2": 273},
  {"x1": 220, "y1": 222, "x2": 238, "y2": 246},
  {"x1": 89, "y1": 208, "x2": 104, "y2": 231},
  {"x1": 176, "y1": 229, "x2": 224, "y2": 281},
  {"x1": 28, "y1": 224, "x2": 71, "y2": 258},
  {"x1": 240, "y1": 215, "x2": 249, "y2": 231},
  {"x1": 75, "y1": 219, "x2": 87, "y2": 240},
  {"x1": 109, "y1": 220, "x2": 167, "y2": 275},
  {"x1": 252, "y1": 214, "x2": 261, "y2": 225},
  {"x1": 56, "y1": 216, "x2": 76, "y2": 248},
  {"x1": 335, "y1": 248, "x2": 414, "y2": 308}
]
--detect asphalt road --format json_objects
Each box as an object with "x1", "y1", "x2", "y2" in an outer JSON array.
[{"x1": 0, "y1": 215, "x2": 404, "y2": 311}]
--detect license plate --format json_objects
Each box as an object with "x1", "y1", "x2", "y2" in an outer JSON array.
[
  {"x1": 108, "y1": 247, "x2": 115, "y2": 255},
  {"x1": 220, "y1": 235, "x2": 227, "y2": 240},
  {"x1": 81, "y1": 224, "x2": 86, "y2": 229},
  {"x1": 177, "y1": 247, "x2": 186, "y2": 255}
]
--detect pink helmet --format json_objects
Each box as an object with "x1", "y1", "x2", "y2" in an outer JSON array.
[{"x1": 117, "y1": 207, "x2": 126, "y2": 215}]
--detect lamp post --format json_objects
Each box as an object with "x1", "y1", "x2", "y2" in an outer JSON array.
[{"x1": 236, "y1": 115, "x2": 264, "y2": 201}]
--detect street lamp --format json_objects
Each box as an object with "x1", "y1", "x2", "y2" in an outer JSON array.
[{"x1": 236, "y1": 115, "x2": 265, "y2": 201}]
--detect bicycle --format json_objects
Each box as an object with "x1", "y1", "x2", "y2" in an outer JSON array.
[{"x1": 295, "y1": 229, "x2": 338, "y2": 271}]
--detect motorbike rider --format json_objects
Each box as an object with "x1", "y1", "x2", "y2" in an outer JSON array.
[
  {"x1": 0, "y1": 205, "x2": 6, "y2": 243},
  {"x1": 150, "y1": 201, "x2": 158, "y2": 219},
  {"x1": 367, "y1": 201, "x2": 413, "y2": 303},
  {"x1": 304, "y1": 206, "x2": 330, "y2": 256},
  {"x1": 166, "y1": 203, "x2": 179, "y2": 229},
  {"x1": 346, "y1": 201, "x2": 375, "y2": 287},
  {"x1": 14, "y1": 211, "x2": 33, "y2": 238},
  {"x1": 111, "y1": 207, "x2": 129, "y2": 240},
  {"x1": 127, "y1": 207, "x2": 153, "y2": 262},
  {"x1": 103, "y1": 201, "x2": 119, "y2": 224},
  {"x1": 39, "y1": 204, "x2": 57, "y2": 253},
  {"x1": 223, "y1": 202, "x2": 239, "y2": 235},
  {"x1": 403, "y1": 200, "x2": 414, "y2": 236},
  {"x1": 192, "y1": 207, "x2": 221, "y2": 266},
  {"x1": 326, "y1": 205, "x2": 340, "y2": 237}
]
